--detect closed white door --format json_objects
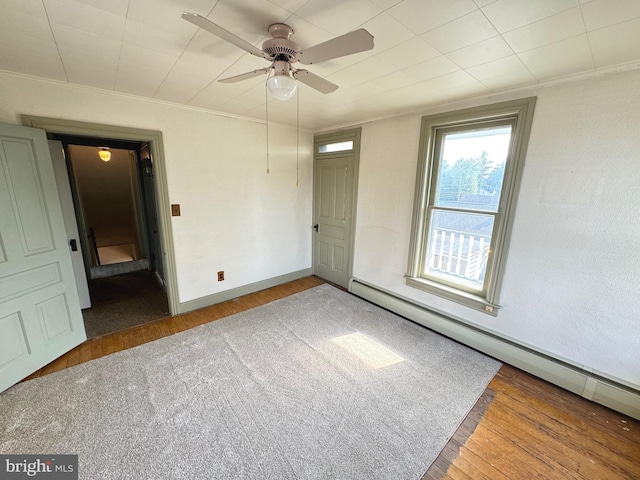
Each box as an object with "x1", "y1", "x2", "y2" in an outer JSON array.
[{"x1": 0, "y1": 123, "x2": 86, "y2": 392}]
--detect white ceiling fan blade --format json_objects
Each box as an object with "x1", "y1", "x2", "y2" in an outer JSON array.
[
  {"x1": 219, "y1": 67, "x2": 271, "y2": 83},
  {"x1": 298, "y1": 29, "x2": 374, "y2": 65},
  {"x1": 294, "y1": 70, "x2": 338, "y2": 94},
  {"x1": 182, "y1": 12, "x2": 269, "y2": 60}
]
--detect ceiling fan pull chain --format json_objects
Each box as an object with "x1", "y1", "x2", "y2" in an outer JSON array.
[
  {"x1": 265, "y1": 78, "x2": 270, "y2": 174},
  {"x1": 296, "y1": 86, "x2": 299, "y2": 187}
]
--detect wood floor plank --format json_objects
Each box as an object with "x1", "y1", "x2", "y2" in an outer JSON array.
[
  {"x1": 64, "y1": 345, "x2": 81, "y2": 368},
  {"x1": 89, "y1": 337, "x2": 103, "y2": 359},
  {"x1": 497, "y1": 365, "x2": 640, "y2": 445},
  {"x1": 450, "y1": 445, "x2": 511, "y2": 480},
  {"x1": 482, "y1": 393, "x2": 604, "y2": 480},
  {"x1": 464, "y1": 422, "x2": 569, "y2": 480},
  {"x1": 490, "y1": 377, "x2": 640, "y2": 466}
]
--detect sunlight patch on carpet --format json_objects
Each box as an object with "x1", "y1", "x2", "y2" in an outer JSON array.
[{"x1": 331, "y1": 332, "x2": 405, "y2": 369}]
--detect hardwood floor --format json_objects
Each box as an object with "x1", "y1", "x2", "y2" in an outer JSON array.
[{"x1": 24, "y1": 276, "x2": 640, "y2": 479}]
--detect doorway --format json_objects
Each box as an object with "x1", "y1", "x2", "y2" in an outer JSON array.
[
  {"x1": 52, "y1": 134, "x2": 169, "y2": 338},
  {"x1": 21, "y1": 115, "x2": 178, "y2": 317},
  {"x1": 312, "y1": 128, "x2": 361, "y2": 288}
]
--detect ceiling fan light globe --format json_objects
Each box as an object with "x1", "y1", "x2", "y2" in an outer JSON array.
[{"x1": 267, "y1": 75, "x2": 297, "y2": 101}]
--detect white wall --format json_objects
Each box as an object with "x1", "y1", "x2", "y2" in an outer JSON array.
[
  {"x1": 0, "y1": 72, "x2": 313, "y2": 304},
  {"x1": 353, "y1": 68, "x2": 640, "y2": 388}
]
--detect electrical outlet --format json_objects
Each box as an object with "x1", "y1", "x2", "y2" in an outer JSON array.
[{"x1": 217, "y1": 271, "x2": 224, "y2": 282}]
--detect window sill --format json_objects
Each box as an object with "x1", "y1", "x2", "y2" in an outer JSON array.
[{"x1": 405, "y1": 276, "x2": 500, "y2": 316}]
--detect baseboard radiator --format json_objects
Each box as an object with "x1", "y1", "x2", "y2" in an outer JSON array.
[{"x1": 349, "y1": 277, "x2": 640, "y2": 421}]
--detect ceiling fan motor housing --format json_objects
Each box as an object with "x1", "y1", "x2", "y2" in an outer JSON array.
[{"x1": 263, "y1": 23, "x2": 300, "y2": 62}]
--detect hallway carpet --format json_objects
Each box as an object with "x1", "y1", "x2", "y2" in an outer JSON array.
[{"x1": 82, "y1": 269, "x2": 169, "y2": 338}]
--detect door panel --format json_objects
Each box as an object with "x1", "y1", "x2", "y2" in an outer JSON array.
[
  {"x1": 49, "y1": 140, "x2": 91, "y2": 308},
  {"x1": 313, "y1": 155, "x2": 354, "y2": 287},
  {"x1": 0, "y1": 122, "x2": 86, "y2": 392}
]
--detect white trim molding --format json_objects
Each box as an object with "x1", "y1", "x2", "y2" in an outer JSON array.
[{"x1": 177, "y1": 269, "x2": 313, "y2": 314}]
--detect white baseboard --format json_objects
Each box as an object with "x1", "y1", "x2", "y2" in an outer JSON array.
[
  {"x1": 176, "y1": 268, "x2": 313, "y2": 315},
  {"x1": 349, "y1": 277, "x2": 640, "y2": 421}
]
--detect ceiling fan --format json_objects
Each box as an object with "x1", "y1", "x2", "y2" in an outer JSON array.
[{"x1": 182, "y1": 12, "x2": 374, "y2": 100}]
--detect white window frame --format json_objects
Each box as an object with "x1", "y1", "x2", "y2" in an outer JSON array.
[{"x1": 406, "y1": 98, "x2": 536, "y2": 315}]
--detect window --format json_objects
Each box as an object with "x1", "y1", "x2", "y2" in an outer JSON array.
[
  {"x1": 407, "y1": 98, "x2": 536, "y2": 314},
  {"x1": 317, "y1": 140, "x2": 354, "y2": 153}
]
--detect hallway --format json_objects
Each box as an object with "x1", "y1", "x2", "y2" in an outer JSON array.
[{"x1": 82, "y1": 269, "x2": 169, "y2": 338}]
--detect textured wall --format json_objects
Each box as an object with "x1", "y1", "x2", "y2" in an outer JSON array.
[
  {"x1": 0, "y1": 72, "x2": 313, "y2": 304},
  {"x1": 354, "y1": 68, "x2": 640, "y2": 387}
]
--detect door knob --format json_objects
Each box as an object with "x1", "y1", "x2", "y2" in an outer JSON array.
[
  {"x1": 69, "y1": 239, "x2": 78, "y2": 251},
  {"x1": 313, "y1": 224, "x2": 319, "y2": 232}
]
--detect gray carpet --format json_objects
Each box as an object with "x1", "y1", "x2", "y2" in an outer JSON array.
[{"x1": 0, "y1": 284, "x2": 500, "y2": 479}]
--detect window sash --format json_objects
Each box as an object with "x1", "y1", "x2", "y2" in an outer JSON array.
[{"x1": 407, "y1": 98, "x2": 537, "y2": 314}]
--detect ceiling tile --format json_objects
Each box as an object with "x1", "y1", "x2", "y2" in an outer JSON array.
[
  {"x1": 481, "y1": 0, "x2": 579, "y2": 33},
  {"x1": 588, "y1": 17, "x2": 640, "y2": 68},
  {"x1": 474, "y1": 0, "x2": 498, "y2": 6},
  {"x1": 44, "y1": 0, "x2": 126, "y2": 43},
  {"x1": 517, "y1": 34, "x2": 594, "y2": 80},
  {"x1": 368, "y1": 0, "x2": 403, "y2": 9},
  {"x1": 467, "y1": 55, "x2": 530, "y2": 80},
  {"x1": 358, "y1": 12, "x2": 415, "y2": 54},
  {"x1": 169, "y1": 56, "x2": 231, "y2": 83},
  {"x1": 421, "y1": 10, "x2": 498, "y2": 53},
  {"x1": 403, "y1": 55, "x2": 460, "y2": 81},
  {"x1": 52, "y1": 24, "x2": 122, "y2": 63},
  {"x1": 438, "y1": 81, "x2": 491, "y2": 98},
  {"x1": 0, "y1": 7, "x2": 55, "y2": 43},
  {"x1": 0, "y1": 48, "x2": 67, "y2": 81},
  {"x1": 59, "y1": 45, "x2": 119, "y2": 71},
  {"x1": 580, "y1": 0, "x2": 640, "y2": 31},
  {"x1": 114, "y1": 62, "x2": 168, "y2": 97},
  {"x1": 375, "y1": 37, "x2": 440, "y2": 70},
  {"x1": 122, "y1": 20, "x2": 194, "y2": 58},
  {"x1": 326, "y1": 56, "x2": 396, "y2": 90},
  {"x1": 153, "y1": 73, "x2": 216, "y2": 103},
  {"x1": 0, "y1": 22, "x2": 58, "y2": 57},
  {"x1": 282, "y1": 0, "x2": 382, "y2": 36},
  {"x1": 370, "y1": 71, "x2": 419, "y2": 90},
  {"x1": 480, "y1": 69, "x2": 536, "y2": 90},
  {"x1": 394, "y1": 82, "x2": 447, "y2": 103},
  {"x1": 118, "y1": 44, "x2": 179, "y2": 71},
  {"x1": 423, "y1": 70, "x2": 479, "y2": 90},
  {"x1": 188, "y1": 83, "x2": 248, "y2": 110},
  {"x1": 1, "y1": 0, "x2": 48, "y2": 16},
  {"x1": 446, "y1": 36, "x2": 514, "y2": 68},
  {"x1": 127, "y1": 0, "x2": 218, "y2": 35},
  {"x1": 502, "y1": 7, "x2": 585, "y2": 53},
  {"x1": 74, "y1": 0, "x2": 129, "y2": 16},
  {"x1": 267, "y1": 0, "x2": 310, "y2": 13},
  {"x1": 387, "y1": 0, "x2": 479, "y2": 35},
  {"x1": 64, "y1": 62, "x2": 116, "y2": 90}
]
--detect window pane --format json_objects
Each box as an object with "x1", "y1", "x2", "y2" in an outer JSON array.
[
  {"x1": 434, "y1": 126, "x2": 511, "y2": 212},
  {"x1": 318, "y1": 141, "x2": 353, "y2": 153},
  {"x1": 424, "y1": 210, "x2": 495, "y2": 291}
]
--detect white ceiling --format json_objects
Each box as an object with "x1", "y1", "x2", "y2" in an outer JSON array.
[{"x1": 2, "y1": 0, "x2": 640, "y2": 130}]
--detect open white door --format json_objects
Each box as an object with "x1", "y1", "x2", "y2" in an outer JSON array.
[
  {"x1": 0, "y1": 123, "x2": 87, "y2": 392},
  {"x1": 49, "y1": 140, "x2": 91, "y2": 309}
]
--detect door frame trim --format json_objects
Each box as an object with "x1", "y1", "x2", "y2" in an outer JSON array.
[
  {"x1": 21, "y1": 115, "x2": 178, "y2": 315},
  {"x1": 312, "y1": 128, "x2": 362, "y2": 286}
]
